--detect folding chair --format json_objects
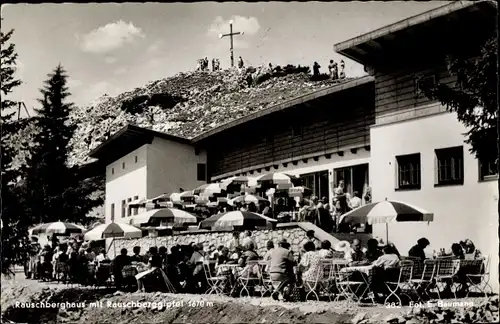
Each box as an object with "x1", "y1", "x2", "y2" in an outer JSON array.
[
  {"x1": 237, "y1": 261, "x2": 260, "y2": 297},
  {"x1": 303, "y1": 263, "x2": 326, "y2": 301},
  {"x1": 466, "y1": 256, "x2": 492, "y2": 297},
  {"x1": 409, "y1": 259, "x2": 436, "y2": 301},
  {"x1": 384, "y1": 260, "x2": 413, "y2": 306},
  {"x1": 203, "y1": 262, "x2": 228, "y2": 295},
  {"x1": 434, "y1": 258, "x2": 460, "y2": 299},
  {"x1": 256, "y1": 262, "x2": 273, "y2": 297},
  {"x1": 334, "y1": 263, "x2": 368, "y2": 303}
]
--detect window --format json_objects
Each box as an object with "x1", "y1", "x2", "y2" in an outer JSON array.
[
  {"x1": 122, "y1": 162, "x2": 126, "y2": 169},
  {"x1": 133, "y1": 196, "x2": 139, "y2": 215},
  {"x1": 110, "y1": 203, "x2": 115, "y2": 221},
  {"x1": 111, "y1": 168, "x2": 114, "y2": 175},
  {"x1": 435, "y1": 146, "x2": 464, "y2": 186},
  {"x1": 135, "y1": 156, "x2": 138, "y2": 163},
  {"x1": 479, "y1": 157, "x2": 498, "y2": 181},
  {"x1": 396, "y1": 153, "x2": 421, "y2": 190},
  {"x1": 127, "y1": 198, "x2": 132, "y2": 216},
  {"x1": 292, "y1": 124, "x2": 303, "y2": 137},
  {"x1": 121, "y1": 200, "x2": 126, "y2": 218},
  {"x1": 416, "y1": 75, "x2": 436, "y2": 97},
  {"x1": 197, "y1": 163, "x2": 206, "y2": 181}
]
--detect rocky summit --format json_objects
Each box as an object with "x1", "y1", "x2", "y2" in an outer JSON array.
[{"x1": 9, "y1": 65, "x2": 353, "y2": 169}]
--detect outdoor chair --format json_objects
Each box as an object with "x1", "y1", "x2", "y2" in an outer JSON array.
[
  {"x1": 434, "y1": 258, "x2": 460, "y2": 299},
  {"x1": 333, "y1": 262, "x2": 368, "y2": 303},
  {"x1": 303, "y1": 260, "x2": 332, "y2": 301},
  {"x1": 409, "y1": 259, "x2": 436, "y2": 301},
  {"x1": 54, "y1": 261, "x2": 70, "y2": 284},
  {"x1": 203, "y1": 261, "x2": 228, "y2": 295},
  {"x1": 466, "y1": 256, "x2": 492, "y2": 297},
  {"x1": 237, "y1": 260, "x2": 260, "y2": 297},
  {"x1": 384, "y1": 260, "x2": 413, "y2": 306},
  {"x1": 256, "y1": 262, "x2": 273, "y2": 297}
]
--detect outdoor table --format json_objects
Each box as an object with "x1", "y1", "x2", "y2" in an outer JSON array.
[{"x1": 340, "y1": 265, "x2": 374, "y2": 302}]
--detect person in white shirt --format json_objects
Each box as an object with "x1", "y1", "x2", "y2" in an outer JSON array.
[
  {"x1": 349, "y1": 191, "x2": 362, "y2": 209},
  {"x1": 371, "y1": 245, "x2": 401, "y2": 301},
  {"x1": 242, "y1": 230, "x2": 257, "y2": 250},
  {"x1": 226, "y1": 232, "x2": 240, "y2": 253},
  {"x1": 95, "y1": 249, "x2": 109, "y2": 263}
]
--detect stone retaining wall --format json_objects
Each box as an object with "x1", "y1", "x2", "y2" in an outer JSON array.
[{"x1": 107, "y1": 224, "x2": 308, "y2": 259}]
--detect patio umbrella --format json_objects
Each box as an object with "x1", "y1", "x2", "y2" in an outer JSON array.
[
  {"x1": 193, "y1": 183, "x2": 223, "y2": 196},
  {"x1": 30, "y1": 221, "x2": 85, "y2": 235},
  {"x1": 199, "y1": 211, "x2": 276, "y2": 230},
  {"x1": 126, "y1": 208, "x2": 197, "y2": 226},
  {"x1": 228, "y1": 194, "x2": 270, "y2": 206},
  {"x1": 84, "y1": 222, "x2": 142, "y2": 241},
  {"x1": 257, "y1": 172, "x2": 294, "y2": 186},
  {"x1": 339, "y1": 200, "x2": 434, "y2": 242}
]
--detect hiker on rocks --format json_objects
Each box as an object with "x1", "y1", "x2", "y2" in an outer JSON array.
[
  {"x1": 215, "y1": 58, "x2": 220, "y2": 70},
  {"x1": 329, "y1": 60, "x2": 339, "y2": 80},
  {"x1": 196, "y1": 59, "x2": 202, "y2": 71},
  {"x1": 211, "y1": 58, "x2": 215, "y2": 71},
  {"x1": 313, "y1": 62, "x2": 321, "y2": 77},
  {"x1": 238, "y1": 56, "x2": 244, "y2": 68},
  {"x1": 204, "y1": 57, "x2": 209, "y2": 71},
  {"x1": 339, "y1": 60, "x2": 346, "y2": 79}
]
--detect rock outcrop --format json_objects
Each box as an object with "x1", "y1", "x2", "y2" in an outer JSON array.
[{"x1": 8, "y1": 66, "x2": 352, "y2": 170}]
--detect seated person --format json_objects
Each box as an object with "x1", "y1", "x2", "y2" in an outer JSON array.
[
  {"x1": 113, "y1": 248, "x2": 131, "y2": 290},
  {"x1": 370, "y1": 245, "x2": 401, "y2": 300},
  {"x1": 451, "y1": 243, "x2": 465, "y2": 260},
  {"x1": 187, "y1": 244, "x2": 206, "y2": 292},
  {"x1": 130, "y1": 246, "x2": 144, "y2": 263},
  {"x1": 463, "y1": 239, "x2": 482, "y2": 259},
  {"x1": 237, "y1": 242, "x2": 259, "y2": 278},
  {"x1": 365, "y1": 239, "x2": 383, "y2": 263},
  {"x1": 408, "y1": 238, "x2": 430, "y2": 261},
  {"x1": 345, "y1": 239, "x2": 369, "y2": 266},
  {"x1": 135, "y1": 247, "x2": 175, "y2": 293},
  {"x1": 269, "y1": 239, "x2": 295, "y2": 301},
  {"x1": 318, "y1": 240, "x2": 334, "y2": 259},
  {"x1": 299, "y1": 241, "x2": 323, "y2": 283}
]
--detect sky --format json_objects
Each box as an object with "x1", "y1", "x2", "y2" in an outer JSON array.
[{"x1": 2, "y1": 1, "x2": 451, "y2": 117}]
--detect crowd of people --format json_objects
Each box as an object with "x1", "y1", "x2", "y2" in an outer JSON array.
[
  {"x1": 312, "y1": 59, "x2": 346, "y2": 80},
  {"x1": 22, "y1": 228, "x2": 485, "y2": 302}
]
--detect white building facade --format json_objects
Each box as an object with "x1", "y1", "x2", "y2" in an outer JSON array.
[
  {"x1": 335, "y1": 1, "x2": 498, "y2": 291},
  {"x1": 89, "y1": 125, "x2": 207, "y2": 224}
]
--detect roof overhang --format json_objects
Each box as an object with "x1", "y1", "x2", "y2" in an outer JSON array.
[
  {"x1": 89, "y1": 124, "x2": 191, "y2": 164},
  {"x1": 334, "y1": 1, "x2": 498, "y2": 66},
  {"x1": 191, "y1": 76, "x2": 374, "y2": 143}
]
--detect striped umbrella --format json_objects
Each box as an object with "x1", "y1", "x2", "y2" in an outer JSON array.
[
  {"x1": 200, "y1": 211, "x2": 276, "y2": 229},
  {"x1": 84, "y1": 222, "x2": 142, "y2": 241},
  {"x1": 228, "y1": 194, "x2": 270, "y2": 206},
  {"x1": 339, "y1": 200, "x2": 434, "y2": 242},
  {"x1": 257, "y1": 172, "x2": 296, "y2": 186},
  {"x1": 126, "y1": 208, "x2": 197, "y2": 226},
  {"x1": 193, "y1": 183, "x2": 223, "y2": 196},
  {"x1": 30, "y1": 221, "x2": 85, "y2": 235}
]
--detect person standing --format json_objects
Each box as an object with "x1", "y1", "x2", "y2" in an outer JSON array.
[
  {"x1": 313, "y1": 62, "x2": 321, "y2": 77},
  {"x1": 238, "y1": 56, "x2": 244, "y2": 68}
]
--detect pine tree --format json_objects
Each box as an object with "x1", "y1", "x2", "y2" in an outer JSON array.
[
  {"x1": 23, "y1": 65, "x2": 103, "y2": 225},
  {"x1": 420, "y1": 36, "x2": 498, "y2": 167},
  {"x1": 1, "y1": 27, "x2": 25, "y2": 273}
]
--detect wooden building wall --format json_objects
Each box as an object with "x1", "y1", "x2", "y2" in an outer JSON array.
[
  {"x1": 374, "y1": 59, "x2": 457, "y2": 120},
  {"x1": 203, "y1": 83, "x2": 375, "y2": 177}
]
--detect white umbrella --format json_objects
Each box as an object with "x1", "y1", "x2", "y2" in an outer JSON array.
[
  {"x1": 126, "y1": 208, "x2": 197, "y2": 226},
  {"x1": 84, "y1": 222, "x2": 142, "y2": 241},
  {"x1": 228, "y1": 194, "x2": 270, "y2": 206},
  {"x1": 30, "y1": 221, "x2": 85, "y2": 235},
  {"x1": 339, "y1": 200, "x2": 434, "y2": 243}
]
